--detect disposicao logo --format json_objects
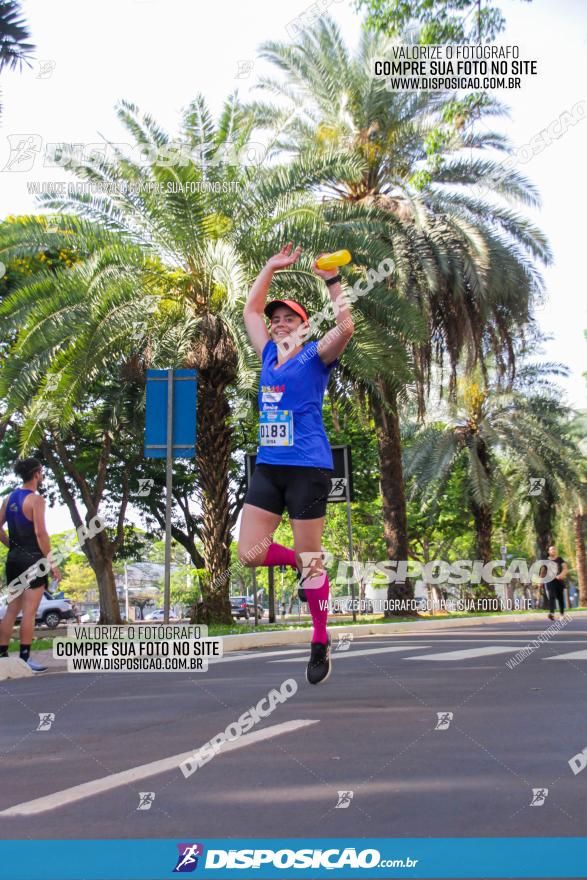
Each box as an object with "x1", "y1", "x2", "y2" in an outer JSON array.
[{"x1": 173, "y1": 842, "x2": 204, "y2": 872}]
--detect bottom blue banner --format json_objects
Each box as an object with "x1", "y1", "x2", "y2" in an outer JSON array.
[{"x1": 1, "y1": 838, "x2": 586, "y2": 879}]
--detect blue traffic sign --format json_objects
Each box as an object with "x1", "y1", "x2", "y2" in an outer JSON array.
[{"x1": 144, "y1": 369, "x2": 197, "y2": 458}]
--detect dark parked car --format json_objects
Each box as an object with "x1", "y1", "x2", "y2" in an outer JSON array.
[{"x1": 230, "y1": 596, "x2": 263, "y2": 621}]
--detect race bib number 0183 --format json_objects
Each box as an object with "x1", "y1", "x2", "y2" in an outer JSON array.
[{"x1": 259, "y1": 410, "x2": 294, "y2": 446}]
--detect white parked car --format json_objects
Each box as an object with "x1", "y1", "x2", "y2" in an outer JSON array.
[
  {"x1": 0, "y1": 590, "x2": 76, "y2": 629},
  {"x1": 144, "y1": 609, "x2": 165, "y2": 620},
  {"x1": 80, "y1": 608, "x2": 101, "y2": 624}
]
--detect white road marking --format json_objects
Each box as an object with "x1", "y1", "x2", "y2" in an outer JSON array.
[
  {"x1": 544, "y1": 650, "x2": 587, "y2": 661},
  {"x1": 270, "y1": 645, "x2": 430, "y2": 662},
  {"x1": 0, "y1": 719, "x2": 318, "y2": 817},
  {"x1": 211, "y1": 648, "x2": 308, "y2": 663},
  {"x1": 405, "y1": 646, "x2": 523, "y2": 661}
]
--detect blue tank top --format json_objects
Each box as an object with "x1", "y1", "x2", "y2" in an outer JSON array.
[
  {"x1": 6, "y1": 488, "x2": 40, "y2": 553},
  {"x1": 256, "y1": 339, "x2": 337, "y2": 469}
]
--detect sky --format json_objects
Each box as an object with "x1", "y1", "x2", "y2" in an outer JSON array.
[{"x1": 0, "y1": 0, "x2": 585, "y2": 533}]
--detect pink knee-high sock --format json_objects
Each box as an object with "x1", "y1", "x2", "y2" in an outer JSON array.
[
  {"x1": 262, "y1": 542, "x2": 297, "y2": 569},
  {"x1": 305, "y1": 570, "x2": 329, "y2": 644}
]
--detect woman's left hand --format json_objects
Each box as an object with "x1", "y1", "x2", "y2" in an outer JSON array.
[{"x1": 312, "y1": 254, "x2": 339, "y2": 281}]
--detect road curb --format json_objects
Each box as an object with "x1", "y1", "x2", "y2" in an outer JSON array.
[
  {"x1": 216, "y1": 610, "x2": 584, "y2": 651},
  {"x1": 0, "y1": 657, "x2": 34, "y2": 680},
  {"x1": 27, "y1": 610, "x2": 585, "y2": 672}
]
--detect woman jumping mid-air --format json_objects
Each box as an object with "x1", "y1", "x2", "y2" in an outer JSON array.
[{"x1": 239, "y1": 243, "x2": 354, "y2": 684}]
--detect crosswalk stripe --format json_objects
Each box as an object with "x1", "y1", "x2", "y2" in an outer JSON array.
[
  {"x1": 544, "y1": 650, "x2": 587, "y2": 660},
  {"x1": 269, "y1": 646, "x2": 430, "y2": 662},
  {"x1": 405, "y1": 646, "x2": 523, "y2": 661},
  {"x1": 211, "y1": 648, "x2": 308, "y2": 664},
  {"x1": 0, "y1": 720, "x2": 319, "y2": 817}
]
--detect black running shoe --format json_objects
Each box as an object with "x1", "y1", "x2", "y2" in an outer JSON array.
[{"x1": 306, "y1": 633, "x2": 331, "y2": 685}]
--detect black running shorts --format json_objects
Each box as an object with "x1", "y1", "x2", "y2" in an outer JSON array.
[
  {"x1": 6, "y1": 550, "x2": 48, "y2": 591},
  {"x1": 245, "y1": 464, "x2": 333, "y2": 520}
]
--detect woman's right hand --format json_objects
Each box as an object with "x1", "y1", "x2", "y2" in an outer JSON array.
[
  {"x1": 51, "y1": 565, "x2": 62, "y2": 582},
  {"x1": 266, "y1": 242, "x2": 302, "y2": 271}
]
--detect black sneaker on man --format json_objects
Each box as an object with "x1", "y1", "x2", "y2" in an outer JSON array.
[{"x1": 306, "y1": 633, "x2": 331, "y2": 685}]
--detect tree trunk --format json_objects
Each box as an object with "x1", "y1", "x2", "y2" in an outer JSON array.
[
  {"x1": 372, "y1": 384, "x2": 416, "y2": 617},
  {"x1": 195, "y1": 378, "x2": 233, "y2": 625},
  {"x1": 533, "y1": 482, "x2": 556, "y2": 610},
  {"x1": 534, "y1": 482, "x2": 555, "y2": 561},
  {"x1": 574, "y1": 505, "x2": 587, "y2": 607},
  {"x1": 89, "y1": 544, "x2": 121, "y2": 624},
  {"x1": 472, "y1": 501, "x2": 493, "y2": 565}
]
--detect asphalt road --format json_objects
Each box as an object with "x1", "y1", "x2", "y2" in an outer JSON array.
[{"x1": 1, "y1": 614, "x2": 586, "y2": 876}]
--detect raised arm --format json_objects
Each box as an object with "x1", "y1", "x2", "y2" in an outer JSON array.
[
  {"x1": 313, "y1": 256, "x2": 355, "y2": 366},
  {"x1": 0, "y1": 498, "x2": 8, "y2": 548},
  {"x1": 31, "y1": 496, "x2": 61, "y2": 581},
  {"x1": 243, "y1": 242, "x2": 301, "y2": 358}
]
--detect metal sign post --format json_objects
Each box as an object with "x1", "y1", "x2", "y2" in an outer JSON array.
[
  {"x1": 164, "y1": 369, "x2": 174, "y2": 622},
  {"x1": 342, "y1": 446, "x2": 357, "y2": 623},
  {"x1": 251, "y1": 568, "x2": 258, "y2": 626},
  {"x1": 144, "y1": 369, "x2": 197, "y2": 623},
  {"x1": 245, "y1": 455, "x2": 259, "y2": 628}
]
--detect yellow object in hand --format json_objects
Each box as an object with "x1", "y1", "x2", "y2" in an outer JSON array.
[{"x1": 316, "y1": 249, "x2": 352, "y2": 270}]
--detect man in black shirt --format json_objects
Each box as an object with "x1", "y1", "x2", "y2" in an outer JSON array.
[{"x1": 541, "y1": 545, "x2": 569, "y2": 621}]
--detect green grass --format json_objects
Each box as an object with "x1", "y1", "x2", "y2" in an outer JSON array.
[{"x1": 6, "y1": 638, "x2": 53, "y2": 653}]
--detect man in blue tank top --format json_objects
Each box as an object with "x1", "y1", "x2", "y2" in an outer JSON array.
[
  {"x1": 239, "y1": 243, "x2": 354, "y2": 685},
  {"x1": 0, "y1": 458, "x2": 62, "y2": 671}
]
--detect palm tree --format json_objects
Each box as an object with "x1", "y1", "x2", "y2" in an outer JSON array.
[
  {"x1": 0, "y1": 93, "x2": 408, "y2": 622},
  {"x1": 0, "y1": 0, "x2": 34, "y2": 72},
  {"x1": 561, "y1": 413, "x2": 587, "y2": 606},
  {"x1": 0, "y1": 0, "x2": 35, "y2": 119},
  {"x1": 573, "y1": 497, "x2": 587, "y2": 607},
  {"x1": 404, "y1": 362, "x2": 581, "y2": 589},
  {"x1": 244, "y1": 16, "x2": 550, "y2": 609}
]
